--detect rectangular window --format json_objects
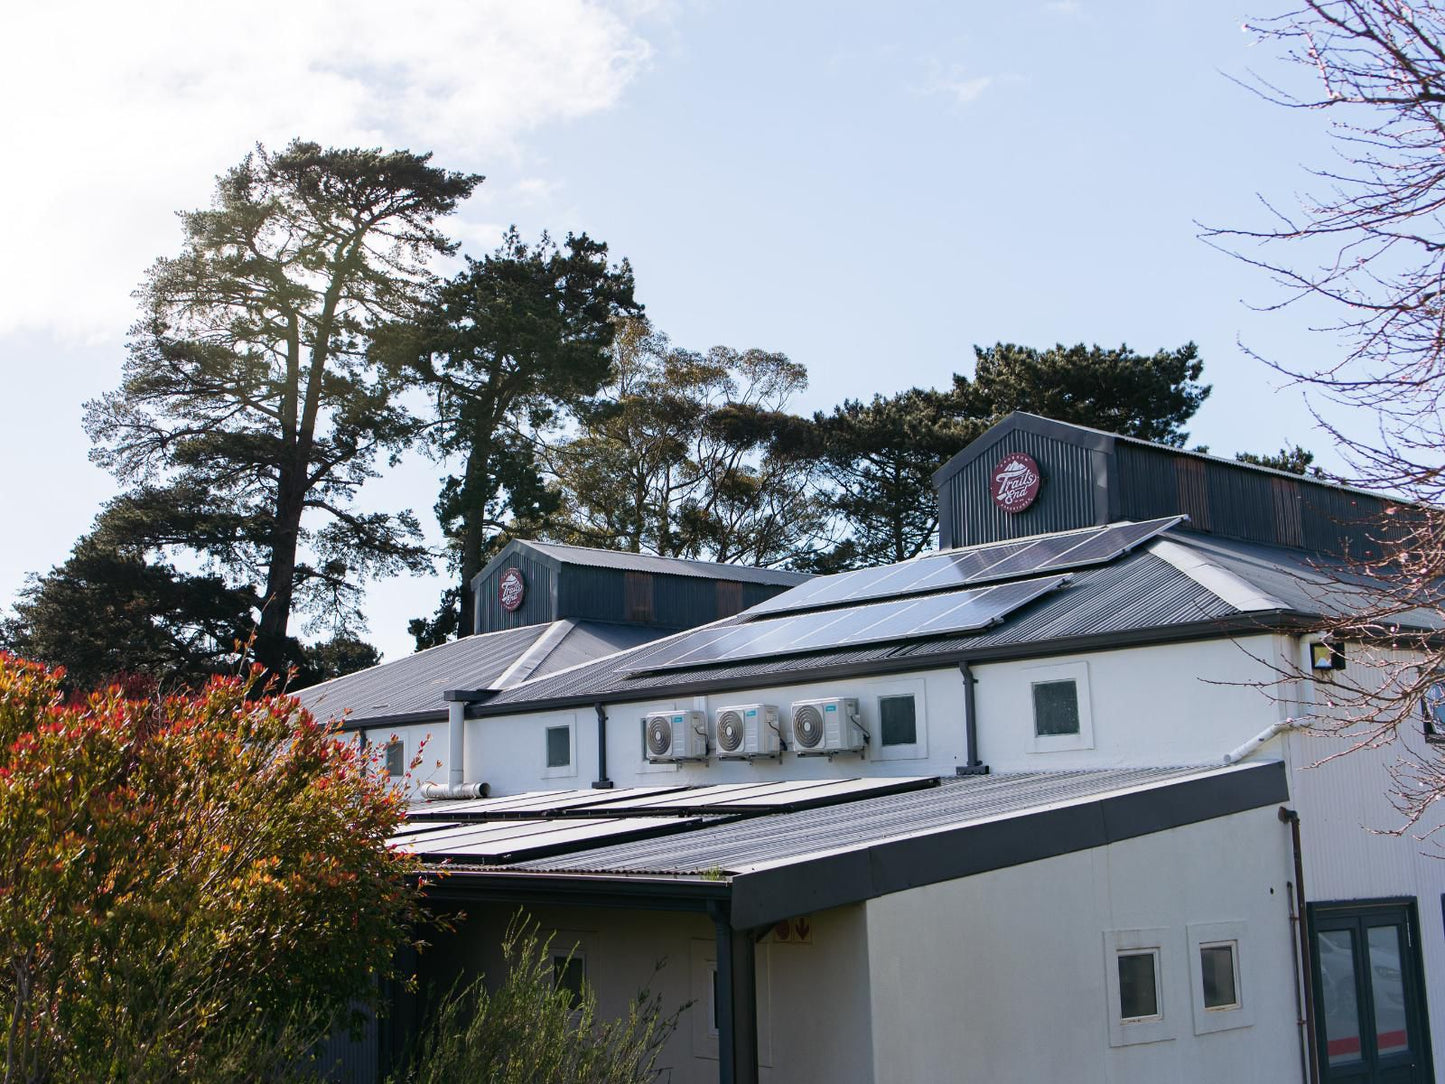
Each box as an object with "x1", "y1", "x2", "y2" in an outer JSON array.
[
  {"x1": 385, "y1": 739, "x2": 404, "y2": 778},
  {"x1": 1118, "y1": 950, "x2": 1160, "y2": 1020},
  {"x1": 546, "y1": 725, "x2": 571, "y2": 768},
  {"x1": 1200, "y1": 942, "x2": 1239, "y2": 1010},
  {"x1": 879, "y1": 695, "x2": 917, "y2": 746},
  {"x1": 1033, "y1": 680, "x2": 1080, "y2": 736},
  {"x1": 553, "y1": 954, "x2": 585, "y2": 1009}
]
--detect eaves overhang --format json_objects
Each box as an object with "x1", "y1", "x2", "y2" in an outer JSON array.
[{"x1": 413, "y1": 762, "x2": 1288, "y2": 931}]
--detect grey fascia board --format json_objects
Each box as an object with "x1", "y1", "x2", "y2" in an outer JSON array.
[
  {"x1": 333, "y1": 708, "x2": 449, "y2": 734},
  {"x1": 468, "y1": 610, "x2": 1310, "y2": 720},
  {"x1": 727, "y1": 761, "x2": 1289, "y2": 930},
  {"x1": 417, "y1": 869, "x2": 731, "y2": 913},
  {"x1": 931, "y1": 412, "x2": 1116, "y2": 488}
]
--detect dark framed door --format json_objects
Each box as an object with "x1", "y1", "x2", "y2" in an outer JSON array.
[{"x1": 1309, "y1": 900, "x2": 1434, "y2": 1084}]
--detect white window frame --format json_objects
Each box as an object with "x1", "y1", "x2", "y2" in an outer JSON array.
[
  {"x1": 1027, "y1": 660, "x2": 1094, "y2": 752},
  {"x1": 1104, "y1": 928, "x2": 1176, "y2": 1047},
  {"x1": 1187, "y1": 921, "x2": 1253, "y2": 1034},
  {"x1": 541, "y1": 716, "x2": 577, "y2": 779},
  {"x1": 871, "y1": 678, "x2": 928, "y2": 761},
  {"x1": 384, "y1": 736, "x2": 406, "y2": 778},
  {"x1": 690, "y1": 939, "x2": 772, "y2": 1065}
]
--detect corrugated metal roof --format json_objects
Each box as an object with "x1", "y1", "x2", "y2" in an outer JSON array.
[
  {"x1": 296, "y1": 624, "x2": 547, "y2": 725},
  {"x1": 477, "y1": 549, "x2": 1239, "y2": 708},
  {"x1": 513, "y1": 540, "x2": 812, "y2": 586},
  {"x1": 491, "y1": 766, "x2": 1235, "y2": 876},
  {"x1": 1167, "y1": 533, "x2": 1444, "y2": 630}
]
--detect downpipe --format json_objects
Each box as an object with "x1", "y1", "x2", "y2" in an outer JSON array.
[{"x1": 420, "y1": 695, "x2": 491, "y2": 800}]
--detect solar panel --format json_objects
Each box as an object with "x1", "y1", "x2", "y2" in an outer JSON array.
[
  {"x1": 593, "y1": 776, "x2": 937, "y2": 814},
  {"x1": 407, "y1": 785, "x2": 689, "y2": 821},
  {"x1": 396, "y1": 814, "x2": 719, "y2": 863},
  {"x1": 631, "y1": 573, "x2": 1068, "y2": 673},
  {"x1": 747, "y1": 517, "x2": 1183, "y2": 618}
]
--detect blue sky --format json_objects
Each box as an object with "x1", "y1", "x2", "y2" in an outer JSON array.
[{"x1": 0, "y1": 0, "x2": 1355, "y2": 661}]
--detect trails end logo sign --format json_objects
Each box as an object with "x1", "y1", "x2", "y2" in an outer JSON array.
[
  {"x1": 498, "y1": 567, "x2": 526, "y2": 612},
  {"x1": 991, "y1": 452, "x2": 1042, "y2": 513}
]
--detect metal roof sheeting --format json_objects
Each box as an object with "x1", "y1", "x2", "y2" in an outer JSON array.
[
  {"x1": 498, "y1": 766, "x2": 1252, "y2": 876},
  {"x1": 296, "y1": 624, "x2": 546, "y2": 725},
  {"x1": 478, "y1": 549, "x2": 1239, "y2": 708},
  {"x1": 511, "y1": 540, "x2": 813, "y2": 586}
]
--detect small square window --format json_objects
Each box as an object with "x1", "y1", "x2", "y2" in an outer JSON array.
[
  {"x1": 385, "y1": 740, "x2": 404, "y2": 778},
  {"x1": 1033, "y1": 680, "x2": 1079, "y2": 736},
  {"x1": 546, "y1": 726, "x2": 571, "y2": 768},
  {"x1": 1118, "y1": 950, "x2": 1160, "y2": 1020},
  {"x1": 553, "y1": 954, "x2": 585, "y2": 1009},
  {"x1": 879, "y1": 695, "x2": 917, "y2": 746},
  {"x1": 1200, "y1": 942, "x2": 1239, "y2": 1010}
]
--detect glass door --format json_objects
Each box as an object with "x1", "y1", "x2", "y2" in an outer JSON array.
[{"x1": 1310, "y1": 901, "x2": 1434, "y2": 1084}]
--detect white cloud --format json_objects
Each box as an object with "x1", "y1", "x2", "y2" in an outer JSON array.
[
  {"x1": 916, "y1": 63, "x2": 996, "y2": 106},
  {"x1": 1045, "y1": 0, "x2": 1084, "y2": 15},
  {"x1": 0, "y1": 0, "x2": 654, "y2": 342}
]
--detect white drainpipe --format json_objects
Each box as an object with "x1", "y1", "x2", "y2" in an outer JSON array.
[
  {"x1": 1223, "y1": 719, "x2": 1297, "y2": 765},
  {"x1": 419, "y1": 692, "x2": 489, "y2": 800}
]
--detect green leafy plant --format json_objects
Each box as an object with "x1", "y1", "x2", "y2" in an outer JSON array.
[
  {"x1": 0, "y1": 653, "x2": 420, "y2": 1083},
  {"x1": 396, "y1": 914, "x2": 681, "y2": 1084}
]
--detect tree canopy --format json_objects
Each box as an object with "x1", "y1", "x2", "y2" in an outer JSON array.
[
  {"x1": 548, "y1": 318, "x2": 825, "y2": 567},
  {"x1": 0, "y1": 655, "x2": 419, "y2": 1082},
  {"x1": 84, "y1": 141, "x2": 480, "y2": 676},
  {"x1": 377, "y1": 228, "x2": 637, "y2": 642}
]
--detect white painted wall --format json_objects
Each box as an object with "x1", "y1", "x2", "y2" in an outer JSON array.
[{"x1": 864, "y1": 805, "x2": 1304, "y2": 1084}]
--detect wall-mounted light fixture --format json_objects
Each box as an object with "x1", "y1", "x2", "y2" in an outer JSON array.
[{"x1": 1309, "y1": 640, "x2": 1346, "y2": 672}]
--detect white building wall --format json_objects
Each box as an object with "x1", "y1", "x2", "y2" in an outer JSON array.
[
  {"x1": 406, "y1": 633, "x2": 1287, "y2": 798},
  {"x1": 864, "y1": 805, "x2": 1304, "y2": 1084},
  {"x1": 970, "y1": 634, "x2": 1284, "y2": 772}
]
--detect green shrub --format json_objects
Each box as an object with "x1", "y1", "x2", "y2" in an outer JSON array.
[{"x1": 397, "y1": 915, "x2": 680, "y2": 1084}]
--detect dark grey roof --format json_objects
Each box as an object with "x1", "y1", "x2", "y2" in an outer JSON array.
[
  {"x1": 508, "y1": 766, "x2": 1219, "y2": 876},
  {"x1": 505, "y1": 539, "x2": 812, "y2": 586},
  {"x1": 421, "y1": 761, "x2": 1289, "y2": 929},
  {"x1": 1166, "y1": 532, "x2": 1443, "y2": 631},
  {"x1": 297, "y1": 625, "x2": 546, "y2": 726},
  {"x1": 296, "y1": 621, "x2": 673, "y2": 728},
  {"x1": 474, "y1": 546, "x2": 1242, "y2": 711}
]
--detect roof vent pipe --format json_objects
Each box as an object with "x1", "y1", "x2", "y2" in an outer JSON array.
[{"x1": 420, "y1": 691, "x2": 492, "y2": 801}]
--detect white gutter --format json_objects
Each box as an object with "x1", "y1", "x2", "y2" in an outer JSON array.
[
  {"x1": 420, "y1": 694, "x2": 489, "y2": 800},
  {"x1": 1223, "y1": 719, "x2": 1298, "y2": 765}
]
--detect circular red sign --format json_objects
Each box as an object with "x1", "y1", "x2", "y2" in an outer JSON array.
[
  {"x1": 990, "y1": 452, "x2": 1042, "y2": 513},
  {"x1": 498, "y1": 567, "x2": 526, "y2": 612}
]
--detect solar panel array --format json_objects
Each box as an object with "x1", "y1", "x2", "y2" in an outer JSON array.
[
  {"x1": 389, "y1": 778, "x2": 937, "y2": 863},
  {"x1": 626, "y1": 573, "x2": 1068, "y2": 674},
  {"x1": 747, "y1": 516, "x2": 1184, "y2": 618}
]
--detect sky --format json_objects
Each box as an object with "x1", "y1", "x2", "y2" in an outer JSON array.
[{"x1": 0, "y1": 0, "x2": 1360, "y2": 662}]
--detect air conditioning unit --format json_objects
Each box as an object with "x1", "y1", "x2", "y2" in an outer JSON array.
[
  {"x1": 790, "y1": 697, "x2": 865, "y2": 756},
  {"x1": 714, "y1": 704, "x2": 782, "y2": 759},
  {"x1": 643, "y1": 710, "x2": 709, "y2": 762}
]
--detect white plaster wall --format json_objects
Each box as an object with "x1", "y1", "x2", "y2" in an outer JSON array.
[
  {"x1": 864, "y1": 806, "x2": 1303, "y2": 1084},
  {"x1": 420, "y1": 902, "x2": 873, "y2": 1084},
  {"x1": 1275, "y1": 636, "x2": 1445, "y2": 1065},
  {"x1": 970, "y1": 634, "x2": 1284, "y2": 772},
  {"x1": 432, "y1": 634, "x2": 1288, "y2": 799},
  {"x1": 466, "y1": 668, "x2": 969, "y2": 797}
]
